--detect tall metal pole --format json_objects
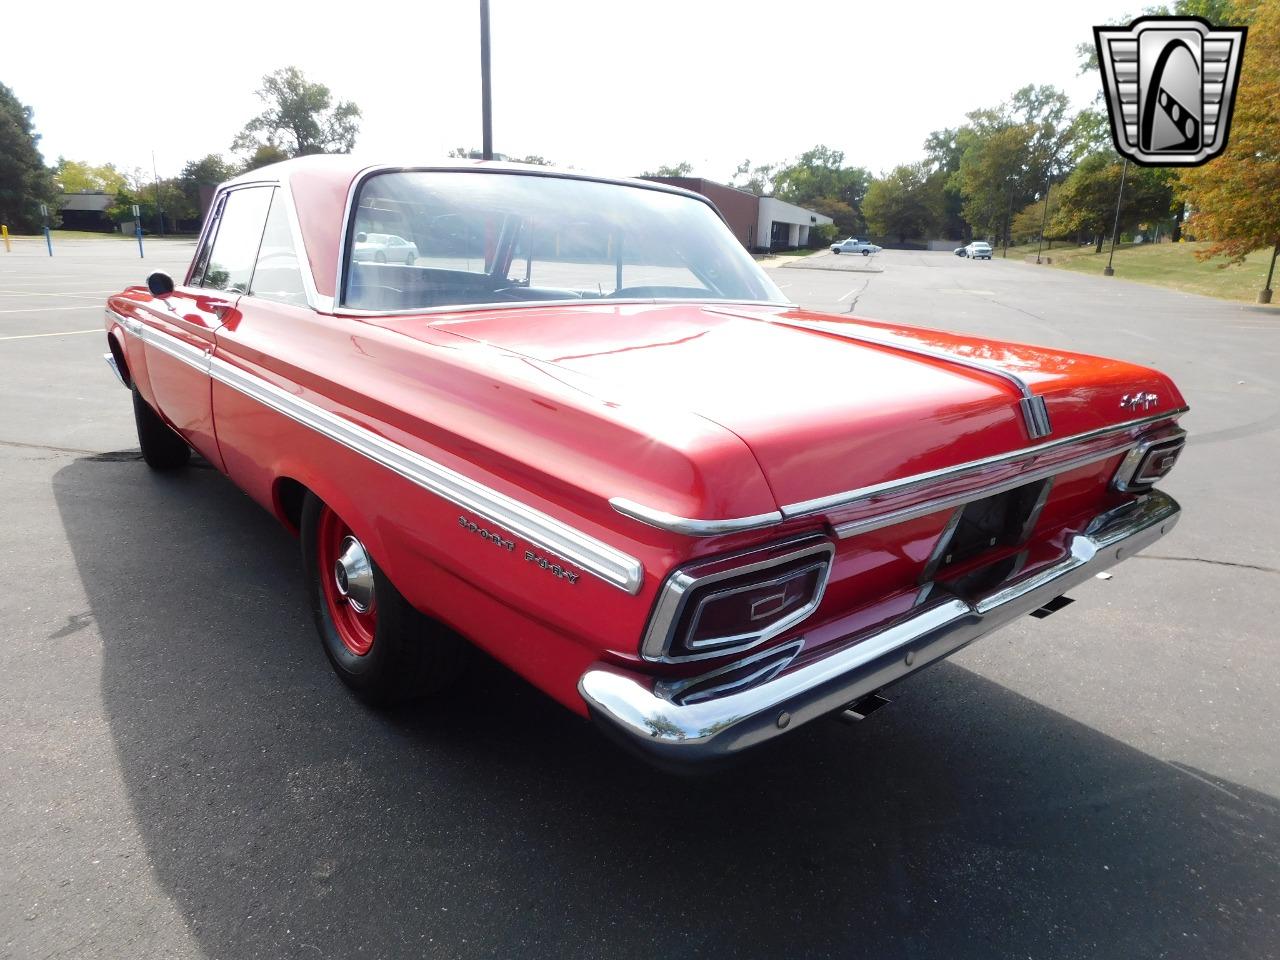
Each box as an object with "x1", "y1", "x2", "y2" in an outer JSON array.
[
  {"x1": 1104, "y1": 158, "x2": 1129, "y2": 277},
  {"x1": 479, "y1": 0, "x2": 493, "y2": 161},
  {"x1": 1035, "y1": 181, "x2": 1051, "y2": 264},
  {"x1": 151, "y1": 150, "x2": 165, "y2": 236}
]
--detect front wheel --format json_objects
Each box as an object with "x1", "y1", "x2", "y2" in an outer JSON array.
[
  {"x1": 301, "y1": 495, "x2": 464, "y2": 704},
  {"x1": 132, "y1": 385, "x2": 190, "y2": 470},
  {"x1": 861, "y1": 249, "x2": 870, "y2": 256}
]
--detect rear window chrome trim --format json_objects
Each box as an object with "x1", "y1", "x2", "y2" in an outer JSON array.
[
  {"x1": 334, "y1": 297, "x2": 793, "y2": 320},
  {"x1": 334, "y1": 165, "x2": 760, "y2": 313}
]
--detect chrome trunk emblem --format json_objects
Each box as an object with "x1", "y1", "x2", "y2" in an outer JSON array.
[{"x1": 1120, "y1": 392, "x2": 1160, "y2": 412}]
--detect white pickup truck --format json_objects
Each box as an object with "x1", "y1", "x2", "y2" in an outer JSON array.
[{"x1": 830, "y1": 238, "x2": 882, "y2": 256}]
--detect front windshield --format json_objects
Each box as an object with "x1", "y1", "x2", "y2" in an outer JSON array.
[{"x1": 341, "y1": 170, "x2": 786, "y2": 312}]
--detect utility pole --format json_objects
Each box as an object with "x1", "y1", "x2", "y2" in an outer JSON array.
[
  {"x1": 1035, "y1": 181, "x2": 1051, "y2": 264},
  {"x1": 479, "y1": 0, "x2": 493, "y2": 161},
  {"x1": 151, "y1": 151, "x2": 165, "y2": 236},
  {"x1": 1104, "y1": 158, "x2": 1129, "y2": 277},
  {"x1": 1261, "y1": 241, "x2": 1278, "y2": 305}
]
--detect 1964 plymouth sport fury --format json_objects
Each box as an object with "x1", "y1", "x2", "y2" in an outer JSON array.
[{"x1": 102, "y1": 157, "x2": 1187, "y2": 768}]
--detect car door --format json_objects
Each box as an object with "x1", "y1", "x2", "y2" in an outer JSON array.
[{"x1": 139, "y1": 185, "x2": 274, "y2": 469}]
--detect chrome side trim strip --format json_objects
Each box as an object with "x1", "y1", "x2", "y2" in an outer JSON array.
[
  {"x1": 206, "y1": 356, "x2": 644, "y2": 594},
  {"x1": 110, "y1": 309, "x2": 643, "y2": 594},
  {"x1": 781, "y1": 406, "x2": 1189, "y2": 519},
  {"x1": 110, "y1": 309, "x2": 209, "y2": 374},
  {"x1": 608, "y1": 498, "x2": 783, "y2": 536}
]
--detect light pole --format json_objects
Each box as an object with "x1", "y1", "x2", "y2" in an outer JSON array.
[
  {"x1": 1261, "y1": 242, "x2": 1278, "y2": 305},
  {"x1": 151, "y1": 151, "x2": 165, "y2": 236},
  {"x1": 1104, "y1": 158, "x2": 1129, "y2": 277},
  {"x1": 1035, "y1": 181, "x2": 1051, "y2": 264},
  {"x1": 479, "y1": 0, "x2": 493, "y2": 161}
]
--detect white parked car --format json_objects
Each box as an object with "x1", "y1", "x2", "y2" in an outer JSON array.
[
  {"x1": 353, "y1": 232, "x2": 419, "y2": 265},
  {"x1": 963, "y1": 241, "x2": 993, "y2": 260},
  {"x1": 830, "y1": 238, "x2": 882, "y2": 256}
]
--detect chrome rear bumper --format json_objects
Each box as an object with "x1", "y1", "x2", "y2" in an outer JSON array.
[{"x1": 580, "y1": 491, "x2": 1180, "y2": 768}]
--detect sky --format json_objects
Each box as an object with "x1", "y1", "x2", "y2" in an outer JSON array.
[{"x1": 5, "y1": 0, "x2": 1128, "y2": 183}]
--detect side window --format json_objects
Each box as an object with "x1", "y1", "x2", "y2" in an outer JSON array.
[
  {"x1": 188, "y1": 194, "x2": 224, "y2": 286},
  {"x1": 249, "y1": 189, "x2": 310, "y2": 308},
  {"x1": 198, "y1": 187, "x2": 273, "y2": 294}
]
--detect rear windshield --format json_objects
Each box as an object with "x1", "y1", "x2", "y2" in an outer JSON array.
[{"x1": 340, "y1": 171, "x2": 785, "y2": 312}]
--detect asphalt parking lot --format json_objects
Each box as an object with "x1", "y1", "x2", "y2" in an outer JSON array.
[{"x1": 2, "y1": 238, "x2": 1277, "y2": 959}]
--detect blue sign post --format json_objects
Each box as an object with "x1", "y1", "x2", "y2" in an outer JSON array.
[
  {"x1": 133, "y1": 204, "x2": 144, "y2": 258},
  {"x1": 40, "y1": 203, "x2": 52, "y2": 256}
]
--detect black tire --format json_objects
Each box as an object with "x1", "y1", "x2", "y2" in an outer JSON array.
[
  {"x1": 132, "y1": 385, "x2": 190, "y2": 470},
  {"x1": 862, "y1": 249, "x2": 870, "y2": 256},
  {"x1": 374, "y1": 251, "x2": 387, "y2": 263},
  {"x1": 300, "y1": 493, "x2": 465, "y2": 705},
  {"x1": 832, "y1": 249, "x2": 841, "y2": 254},
  {"x1": 405, "y1": 253, "x2": 415, "y2": 265}
]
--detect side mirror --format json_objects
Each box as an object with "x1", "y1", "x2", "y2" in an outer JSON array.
[
  {"x1": 147, "y1": 271, "x2": 175, "y2": 297},
  {"x1": 356, "y1": 232, "x2": 368, "y2": 242}
]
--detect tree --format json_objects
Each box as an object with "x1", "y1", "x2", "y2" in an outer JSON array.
[
  {"x1": 643, "y1": 162, "x2": 693, "y2": 177},
  {"x1": 1050, "y1": 154, "x2": 1173, "y2": 251},
  {"x1": 54, "y1": 159, "x2": 128, "y2": 195},
  {"x1": 243, "y1": 144, "x2": 290, "y2": 171},
  {"x1": 863, "y1": 163, "x2": 940, "y2": 242},
  {"x1": 174, "y1": 154, "x2": 237, "y2": 221},
  {"x1": 729, "y1": 158, "x2": 777, "y2": 197},
  {"x1": 447, "y1": 148, "x2": 553, "y2": 165},
  {"x1": 0, "y1": 82, "x2": 55, "y2": 231},
  {"x1": 1011, "y1": 190, "x2": 1064, "y2": 245},
  {"x1": 232, "y1": 67, "x2": 360, "y2": 160},
  {"x1": 1179, "y1": 0, "x2": 1280, "y2": 299}
]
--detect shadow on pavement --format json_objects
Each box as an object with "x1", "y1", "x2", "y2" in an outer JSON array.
[{"x1": 54, "y1": 456, "x2": 1279, "y2": 959}]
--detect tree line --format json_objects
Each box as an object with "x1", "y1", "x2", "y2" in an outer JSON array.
[
  {"x1": 0, "y1": 66, "x2": 358, "y2": 233},
  {"x1": 1, "y1": 0, "x2": 1274, "y2": 285},
  {"x1": 646, "y1": 0, "x2": 1276, "y2": 280}
]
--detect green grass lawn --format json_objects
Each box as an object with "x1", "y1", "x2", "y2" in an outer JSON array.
[{"x1": 1009, "y1": 240, "x2": 1276, "y2": 303}]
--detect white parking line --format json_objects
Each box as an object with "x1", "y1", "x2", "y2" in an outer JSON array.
[
  {"x1": 0, "y1": 328, "x2": 100, "y2": 341},
  {"x1": 0, "y1": 289, "x2": 115, "y2": 299},
  {"x1": 0, "y1": 304, "x2": 102, "y2": 314}
]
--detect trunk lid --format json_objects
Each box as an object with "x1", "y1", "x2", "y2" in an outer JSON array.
[{"x1": 383, "y1": 302, "x2": 1182, "y2": 511}]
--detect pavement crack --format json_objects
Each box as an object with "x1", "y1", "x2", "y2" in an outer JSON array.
[
  {"x1": 0, "y1": 438, "x2": 102, "y2": 456},
  {"x1": 1135, "y1": 553, "x2": 1280, "y2": 575}
]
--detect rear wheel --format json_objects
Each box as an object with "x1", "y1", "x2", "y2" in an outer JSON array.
[
  {"x1": 301, "y1": 494, "x2": 464, "y2": 704},
  {"x1": 375, "y1": 251, "x2": 387, "y2": 263},
  {"x1": 132, "y1": 385, "x2": 190, "y2": 470}
]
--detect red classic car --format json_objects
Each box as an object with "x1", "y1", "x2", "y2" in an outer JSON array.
[{"x1": 102, "y1": 157, "x2": 1186, "y2": 768}]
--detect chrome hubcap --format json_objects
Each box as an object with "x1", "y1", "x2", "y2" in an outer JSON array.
[{"x1": 333, "y1": 535, "x2": 374, "y2": 613}]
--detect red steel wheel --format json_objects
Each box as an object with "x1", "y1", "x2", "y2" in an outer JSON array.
[
  {"x1": 300, "y1": 492, "x2": 466, "y2": 704},
  {"x1": 316, "y1": 505, "x2": 377, "y2": 656}
]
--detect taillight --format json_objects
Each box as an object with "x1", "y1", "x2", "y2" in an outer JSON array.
[
  {"x1": 1113, "y1": 428, "x2": 1186, "y2": 492},
  {"x1": 642, "y1": 538, "x2": 834, "y2": 662}
]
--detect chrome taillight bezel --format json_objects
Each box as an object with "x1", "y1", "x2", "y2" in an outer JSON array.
[
  {"x1": 640, "y1": 536, "x2": 835, "y2": 663},
  {"x1": 1112, "y1": 427, "x2": 1186, "y2": 493}
]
